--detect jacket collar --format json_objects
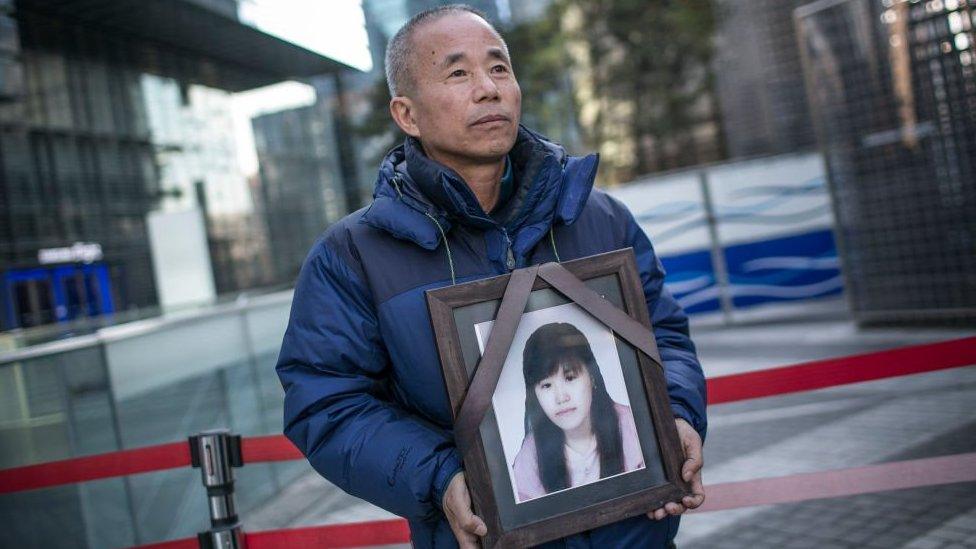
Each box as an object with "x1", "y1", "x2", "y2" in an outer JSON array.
[{"x1": 362, "y1": 126, "x2": 598, "y2": 251}]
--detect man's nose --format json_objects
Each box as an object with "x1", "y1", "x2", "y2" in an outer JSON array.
[{"x1": 473, "y1": 70, "x2": 500, "y2": 102}]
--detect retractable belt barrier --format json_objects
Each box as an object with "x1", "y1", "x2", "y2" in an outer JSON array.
[
  {"x1": 0, "y1": 336, "x2": 972, "y2": 548},
  {"x1": 131, "y1": 452, "x2": 976, "y2": 549}
]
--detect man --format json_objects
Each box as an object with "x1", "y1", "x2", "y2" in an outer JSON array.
[{"x1": 276, "y1": 5, "x2": 706, "y2": 548}]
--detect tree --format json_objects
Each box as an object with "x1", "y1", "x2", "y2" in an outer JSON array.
[
  {"x1": 563, "y1": 0, "x2": 724, "y2": 179},
  {"x1": 352, "y1": 75, "x2": 403, "y2": 169},
  {"x1": 503, "y1": 8, "x2": 583, "y2": 154}
]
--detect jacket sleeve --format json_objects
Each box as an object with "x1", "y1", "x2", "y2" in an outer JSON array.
[
  {"x1": 275, "y1": 239, "x2": 462, "y2": 521},
  {"x1": 622, "y1": 209, "x2": 708, "y2": 439}
]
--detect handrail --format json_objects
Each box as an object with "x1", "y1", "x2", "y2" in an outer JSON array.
[
  {"x1": 0, "y1": 289, "x2": 293, "y2": 366},
  {"x1": 128, "y1": 453, "x2": 976, "y2": 549}
]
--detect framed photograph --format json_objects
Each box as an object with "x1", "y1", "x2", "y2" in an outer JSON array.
[{"x1": 426, "y1": 248, "x2": 690, "y2": 548}]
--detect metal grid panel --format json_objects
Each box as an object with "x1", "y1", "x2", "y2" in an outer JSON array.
[
  {"x1": 715, "y1": 0, "x2": 819, "y2": 158},
  {"x1": 796, "y1": 0, "x2": 976, "y2": 324}
]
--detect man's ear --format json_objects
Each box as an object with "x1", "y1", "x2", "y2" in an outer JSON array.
[{"x1": 389, "y1": 96, "x2": 421, "y2": 138}]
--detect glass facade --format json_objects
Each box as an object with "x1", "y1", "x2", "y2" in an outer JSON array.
[
  {"x1": 251, "y1": 102, "x2": 347, "y2": 283},
  {"x1": 796, "y1": 0, "x2": 976, "y2": 323},
  {"x1": 0, "y1": 1, "x2": 309, "y2": 331},
  {"x1": 141, "y1": 74, "x2": 273, "y2": 295},
  {"x1": 0, "y1": 11, "x2": 160, "y2": 330}
]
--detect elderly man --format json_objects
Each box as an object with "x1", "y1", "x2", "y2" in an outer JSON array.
[{"x1": 276, "y1": 5, "x2": 706, "y2": 548}]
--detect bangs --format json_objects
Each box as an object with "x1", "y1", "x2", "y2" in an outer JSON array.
[
  {"x1": 559, "y1": 359, "x2": 584, "y2": 377},
  {"x1": 526, "y1": 355, "x2": 585, "y2": 387},
  {"x1": 523, "y1": 322, "x2": 595, "y2": 387}
]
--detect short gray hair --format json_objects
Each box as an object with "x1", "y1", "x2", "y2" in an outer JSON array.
[{"x1": 384, "y1": 4, "x2": 506, "y2": 97}]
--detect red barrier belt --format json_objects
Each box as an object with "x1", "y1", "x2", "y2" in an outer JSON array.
[
  {"x1": 130, "y1": 453, "x2": 976, "y2": 549},
  {"x1": 2, "y1": 337, "x2": 973, "y2": 495},
  {"x1": 241, "y1": 434, "x2": 303, "y2": 463},
  {"x1": 0, "y1": 441, "x2": 189, "y2": 495},
  {"x1": 246, "y1": 518, "x2": 410, "y2": 548},
  {"x1": 694, "y1": 451, "x2": 976, "y2": 512},
  {"x1": 707, "y1": 336, "x2": 976, "y2": 404},
  {"x1": 128, "y1": 519, "x2": 412, "y2": 549},
  {"x1": 131, "y1": 537, "x2": 198, "y2": 549}
]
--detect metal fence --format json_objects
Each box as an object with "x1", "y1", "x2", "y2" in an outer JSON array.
[{"x1": 795, "y1": 0, "x2": 976, "y2": 325}]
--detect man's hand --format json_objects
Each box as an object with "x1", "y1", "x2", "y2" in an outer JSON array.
[
  {"x1": 648, "y1": 418, "x2": 705, "y2": 520},
  {"x1": 443, "y1": 471, "x2": 487, "y2": 548}
]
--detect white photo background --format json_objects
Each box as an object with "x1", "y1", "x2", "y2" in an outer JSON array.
[{"x1": 474, "y1": 301, "x2": 632, "y2": 502}]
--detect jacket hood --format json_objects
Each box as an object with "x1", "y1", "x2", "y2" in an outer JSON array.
[{"x1": 361, "y1": 126, "x2": 599, "y2": 251}]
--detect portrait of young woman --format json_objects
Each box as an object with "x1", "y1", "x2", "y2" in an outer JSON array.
[
  {"x1": 474, "y1": 301, "x2": 647, "y2": 506},
  {"x1": 512, "y1": 322, "x2": 644, "y2": 502}
]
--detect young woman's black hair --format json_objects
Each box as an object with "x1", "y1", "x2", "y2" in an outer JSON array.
[{"x1": 522, "y1": 322, "x2": 623, "y2": 493}]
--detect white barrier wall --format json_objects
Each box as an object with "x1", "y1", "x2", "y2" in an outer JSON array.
[{"x1": 609, "y1": 152, "x2": 841, "y2": 316}]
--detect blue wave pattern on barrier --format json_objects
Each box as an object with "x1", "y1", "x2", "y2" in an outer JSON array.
[
  {"x1": 630, "y1": 170, "x2": 842, "y2": 314},
  {"x1": 714, "y1": 176, "x2": 830, "y2": 226},
  {"x1": 660, "y1": 250, "x2": 721, "y2": 314},
  {"x1": 665, "y1": 230, "x2": 843, "y2": 312},
  {"x1": 725, "y1": 229, "x2": 842, "y2": 308}
]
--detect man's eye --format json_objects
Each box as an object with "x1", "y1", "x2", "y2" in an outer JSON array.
[
  {"x1": 491, "y1": 65, "x2": 509, "y2": 73},
  {"x1": 450, "y1": 69, "x2": 466, "y2": 77}
]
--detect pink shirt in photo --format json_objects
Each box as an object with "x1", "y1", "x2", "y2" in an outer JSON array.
[{"x1": 511, "y1": 402, "x2": 644, "y2": 503}]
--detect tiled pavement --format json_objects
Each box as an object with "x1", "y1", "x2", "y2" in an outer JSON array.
[
  {"x1": 682, "y1": 482, "x2": 976, "y2": 549},
  {"x1": 242, "y1": 305, "x2": 976, "y2": 547},
  {"x1": 676, "y1": 369, "x2": 976, "y2": 548}
]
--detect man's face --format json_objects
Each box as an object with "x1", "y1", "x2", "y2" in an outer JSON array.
[{"x1": 391, "y1": 13, "x2": 521, "y2": 167}]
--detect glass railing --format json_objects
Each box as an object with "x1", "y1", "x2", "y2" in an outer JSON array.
[{"x1": 0, "y1": 289, "x2": 303, "y2": 548}]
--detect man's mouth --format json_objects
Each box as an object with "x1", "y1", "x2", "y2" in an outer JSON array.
[
  {"x1": 472, "y1": 114, "x2": 509, "y2": 126},
  {"x1": 555, "y1": 407, "x2": 577, "y2": 417}
]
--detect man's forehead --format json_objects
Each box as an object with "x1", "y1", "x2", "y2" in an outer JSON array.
[{"x1": 410, "y1": 12, "x2": 506, "y2": 60}]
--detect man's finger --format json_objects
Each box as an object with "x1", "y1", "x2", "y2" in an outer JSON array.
[
  {"x1": 647, "y1": 507, "x2": 668, "y2": 520},
  {"x1": 452, "y1": 499, "x2": 487, "y2": 536},
  {"x1": 682, "y1": 454, "x2": 702, "y2": 482},
  {"x1": 462, "y1": 513, "x2": 488, "y2": 536},
  {"x1": 665, "y1": 502, "x2": 686, "y2": 515},
  {"x1": 682, "y1": 492, "x2": 705, "y2": 509},
  {"x1": 682, "y1": 472, "x2": 706, "y2": 509},
  {"x1": 681, "y1": 439, "x2": 703, "y2": 482},
  {"x1": 451, "y1": 527, "x2": 479, "y2": 549},
  {"x1": 448, "y1": 514, "x2": 481, "y2": 548}
]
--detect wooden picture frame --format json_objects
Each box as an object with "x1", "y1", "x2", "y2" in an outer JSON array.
[{"x1": 426, "y1": 248, "x2": 690, "y2": 548}]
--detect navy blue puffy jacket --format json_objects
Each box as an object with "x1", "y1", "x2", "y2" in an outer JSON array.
[{"x1": 276, "y1": 128, "x2": 707, "y2": 548}]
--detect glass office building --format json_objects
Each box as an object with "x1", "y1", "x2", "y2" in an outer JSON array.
[
  {"x1": 251, "y1": 102, "x2": 348, "y2": 283},
  {"x1": 0, "y1": 0, "x2": 349, "y2": 332},
  {"x1": 796, "y1": 0, "x2": 975, "y2": 323}
]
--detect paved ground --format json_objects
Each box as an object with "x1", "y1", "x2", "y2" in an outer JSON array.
[{"x1": 241, "y1": 299, "x2": 976, "y2": 547}]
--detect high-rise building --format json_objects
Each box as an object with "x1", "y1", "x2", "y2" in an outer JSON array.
[
  {"x1": 713, "y1": 0, "x2": 818, "y2": 159},
  {"x1": 251, "y1": 101, "x2": 348, "y2": 283},
  {"x1": 0, "y1": 0, "x2": 349, "y2": 331},
  {"x1": 796, "y1": 0, "x2": 976, "y2": 324}
]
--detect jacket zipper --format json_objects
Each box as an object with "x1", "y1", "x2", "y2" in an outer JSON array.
[{"x1": 501, "y1": 229, "x2": 515, "y2": 271}]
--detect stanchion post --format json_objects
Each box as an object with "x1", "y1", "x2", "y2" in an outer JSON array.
[{"x1": 189, "y1": 429, "x2": 246, "y2": 549}]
